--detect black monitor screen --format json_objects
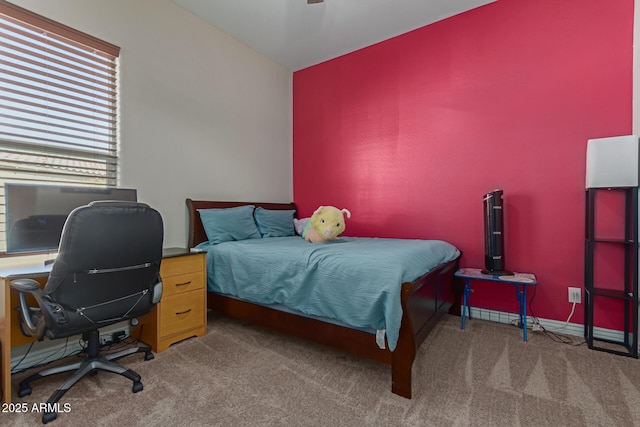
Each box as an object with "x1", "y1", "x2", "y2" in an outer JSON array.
[{"x1": 5, "y1": 184, "x2": 137, "y2": 254}]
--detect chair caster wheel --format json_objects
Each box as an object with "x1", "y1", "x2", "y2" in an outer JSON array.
[
  {"x1": 42, "y1": 411, "x2": 57, "y2": 424},
  {"x1": 18, "y1": 385, "x2": 32, "y2": 397},
  {"x1": 132, "y1": 381, "x2": 143, "y2": 393},
  {"x1": 89, "y1": 369, "x2": 98, "y2": 376},
  {"x1": 144, "y1": 352, "x2": 154, "y2": 361}
]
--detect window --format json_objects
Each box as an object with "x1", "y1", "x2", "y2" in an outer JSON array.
[{"x1": 0, "y1": 1, "x2": 120, "y2": 255}]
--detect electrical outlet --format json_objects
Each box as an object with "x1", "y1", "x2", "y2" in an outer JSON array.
[{"x1": 568, "y1": 287, "x2": 582, "y2": 304}]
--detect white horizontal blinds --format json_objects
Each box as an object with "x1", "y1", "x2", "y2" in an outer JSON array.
[{"x1": 0, "y1": 1, "x2": 121, "y2": 254}]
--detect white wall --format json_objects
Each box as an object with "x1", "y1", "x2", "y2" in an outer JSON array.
[{"x1": 10, "y1": 0, "x2": 293, "y2": 248}]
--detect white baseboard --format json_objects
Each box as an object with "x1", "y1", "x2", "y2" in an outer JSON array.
[
  {"x1": 10, "y1": 323, "x2": 131, "y2": 374},
  {"x1": 466, "y1": 306, "x2": 625, "y2": 343}
]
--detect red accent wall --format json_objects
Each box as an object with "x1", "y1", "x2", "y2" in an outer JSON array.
[{"x1": 293, "y1": 0, "x2": 634, "y2": 328}]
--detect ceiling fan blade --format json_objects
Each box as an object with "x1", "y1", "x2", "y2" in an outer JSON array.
[{"x1": 307, "y1": 0, "x2": 324, "y2": 4}]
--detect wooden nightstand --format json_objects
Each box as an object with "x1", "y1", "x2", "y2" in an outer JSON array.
[{"x1": 138, "y1": 248, "x2": 207, "y2": 352}]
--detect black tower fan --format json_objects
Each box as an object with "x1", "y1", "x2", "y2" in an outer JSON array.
[{"x1": 482, "y1": 189, "x2": 511, "y2": 275}]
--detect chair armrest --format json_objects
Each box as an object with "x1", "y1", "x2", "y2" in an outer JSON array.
[
  {"x1": 152, "y1": 280, "x2": 163, "y2": 304},
  {"x1": 10, "y1": 278, "x2": 47, "y2": 339},
  {"x1": 10, "y1": 278, "x2": 42, "y2": 293}
]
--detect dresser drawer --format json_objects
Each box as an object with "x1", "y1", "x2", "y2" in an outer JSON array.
[
  {"x1": 161, "y1": 255, "x2": 203, "y2": 277},
  {"x1": 159, "y1": 290, "x2": 205, "y2": 338},
  {"x1": 138, "y1": 250, "x2": 206, "y2": 352},
  {"x1": 162, "y1": 270, "x2": 204, "y2": 297}
]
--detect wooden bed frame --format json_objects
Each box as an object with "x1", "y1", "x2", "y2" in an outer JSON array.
[{"x1": 186, "y1": 199, "x2": 462, "y2": 399}]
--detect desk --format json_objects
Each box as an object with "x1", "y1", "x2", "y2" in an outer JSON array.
[
  {"x1": 0, "y1": 248, "x2": 204, "y2": 404},
  {"x1": 454, "y1": 268, "x2": 537, "y2": 343},
  {"x1": 0, "y1": 263, "x2": 51, "y2": 404}
]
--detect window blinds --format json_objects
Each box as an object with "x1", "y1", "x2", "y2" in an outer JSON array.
[{"x1": 0, "y1": 1, "x2": 121, "y2": 254}]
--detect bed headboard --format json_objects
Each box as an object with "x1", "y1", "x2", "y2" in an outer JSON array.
[{"x1": 185, "y1": 199, "x2": 298, "y2": 248}]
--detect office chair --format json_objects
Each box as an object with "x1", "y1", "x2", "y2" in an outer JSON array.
[{"x1": 10, "y1": 201, "x2": 164, "y2": 424}]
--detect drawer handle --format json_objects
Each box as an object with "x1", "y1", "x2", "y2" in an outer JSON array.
[
  {"x1": 175, "y1": 308, "x2": 192, "y2": 315},
  {"x1": 175, "y1": 281, "x2": 192, "y2": 287}
]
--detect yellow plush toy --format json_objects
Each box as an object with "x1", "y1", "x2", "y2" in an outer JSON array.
[{"x1": 293, "y1": 206, "x2": 352, "y2": 243}]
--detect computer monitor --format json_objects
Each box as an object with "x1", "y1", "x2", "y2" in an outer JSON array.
[{"x1": 5, "y1": 183, "x2": 137, "y2": 254}]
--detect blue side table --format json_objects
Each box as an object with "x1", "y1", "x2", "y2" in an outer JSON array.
[{"x1": 454, "y1": 268, "x2": 537, "y2": 343}]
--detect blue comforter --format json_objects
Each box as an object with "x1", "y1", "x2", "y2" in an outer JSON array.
[{"x1": 199, "y1": 236, "x2": 460, "y2": 351}]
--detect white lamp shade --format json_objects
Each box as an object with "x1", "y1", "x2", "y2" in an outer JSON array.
[{"x1": 586, "y1": 135, "x2": 640, "y2": 188}]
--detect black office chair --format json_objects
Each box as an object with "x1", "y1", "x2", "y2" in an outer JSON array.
[{"x1": 10, "y1": 201, "x2": 164, "y2": 424}]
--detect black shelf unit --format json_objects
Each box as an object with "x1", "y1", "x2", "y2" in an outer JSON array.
[{"x1": 584, "y1": 186, "x2": 639, "y2": 358}]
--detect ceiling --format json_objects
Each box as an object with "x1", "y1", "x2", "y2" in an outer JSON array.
[{"x1": 173, "y1": 0, "x2": 496, "y2": 71}]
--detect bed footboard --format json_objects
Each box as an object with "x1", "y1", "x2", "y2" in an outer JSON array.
[{"x1": 390, "y1": 256, "x2": 461, "y2": 398}]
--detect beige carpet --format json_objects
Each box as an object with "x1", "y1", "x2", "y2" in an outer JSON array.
[{"x1": 5, "y1": 312, "x2": 640, "y2": 426}]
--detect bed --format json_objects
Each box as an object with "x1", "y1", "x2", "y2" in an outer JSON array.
[{"x1": 186, "y1": 199, "x2": 462, "y2": 399}]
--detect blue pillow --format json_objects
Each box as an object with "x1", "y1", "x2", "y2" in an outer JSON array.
[
  {"x1": 254, "y1": 207, "x2": 296, "y2": 238},
  {"x1": 198, "y1": 205, "x2": 261, "y2": 244}
]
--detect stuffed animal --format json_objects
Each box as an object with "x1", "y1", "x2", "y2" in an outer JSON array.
[{"x1": 293, "y1": 206, "x2": 351, "y2": 243}]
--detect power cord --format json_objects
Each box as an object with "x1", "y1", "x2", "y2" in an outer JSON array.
[
  {"x1": 11, "y1": 337, "x2": 84, "y2": 375},
  {"x1": 12, "y1": 327, "x2": 145, "y2": 375},
  {"x1": 527, "y1": 283, "x2": 586, "y2": 347},
  {"x1": 10, "y1": 341, "x2": 34, "y2": 373}
]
